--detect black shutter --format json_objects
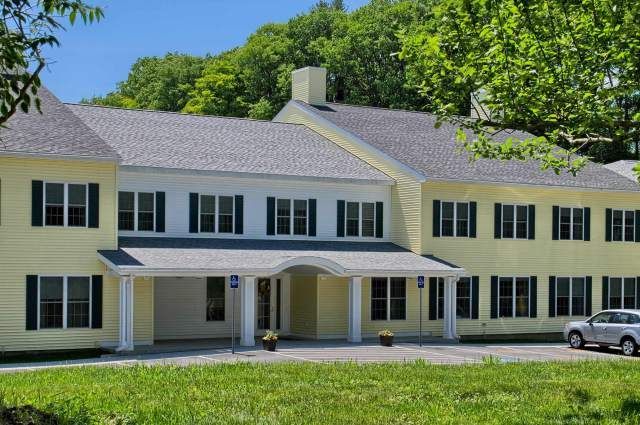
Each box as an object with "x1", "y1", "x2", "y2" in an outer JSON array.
[
  {"x1": 469, "y1": 202, "x2": 477, "y2": 238},
  {"x1": 529, "y1": 276, "x2": 537, "y2": 318},
  {"x1": 234, "y1": 195, "x2": 244, "y2": 234},
  {"x1": 308, "y1": 199, "x2": 317, "y2": 237},
  {"x1": 548, "y1": 276, "x2": 556, "y2": 318},
  {"x1": 189, "y1": 193, "x2": 199, "y2": 233},
  {"x1": 375, "y1": 201, "x2": 383, "y2": 238},
  {"x1": 428, "y1": 277, "x2": 437, "y2": 320},
  {"x1": 155, "y1": 191, "x2": 165, "y2": 232},
  {"x1": 494, "y1": 203, "x2": 502, "y2": 239},
  {"x1": 636, "y1": 277, "x2": 640, "y2": 309},
  {"x1": 26, "y1": 275, "x2": 38, "y2": 330},
  {"x1": 336, "y1": 200, "x2": 345, "y2": 237},
  {"x1": 433, "y1": 200, "x2": 441, "y2": 237},
  {"x1": 552, "y1": 206, "x2": 559, "y2": 240},
  {"x1": 88, "y1": 183, "x2": 99, "y2": 228},
  {"x1": 635, "y1": 211, "x2": 640, "y2": 242},
  {"x1": 91, "y1": 275, "x2": 103, "y2": 329},
  {"x1": 602, "y1": 276, "x2": 609, "y2": 310},
  {"x1": 32, "y1": 180, "x2": 43, "y2": 227},
  {"x1": 267, "y1": 197, "x2": 276, "y2": 235},
  {"x1": 471, "y1": 276, "x2": 479, "y2": 319},
  {"x1": 490, "y1": 276, "x2": 498, "y2": 318},
  {"x1": 605, "y1": 209, "x2": 612, "y2": 242},
  {"x1": 528, "y1": 205, "x2": 536, "y2": 240},
  {"x1": 585, "y1": 276, "x2": 592, "y2": 316},
  {"x1": 584, "y1": 207, "x2": 591, "y2": 241}
]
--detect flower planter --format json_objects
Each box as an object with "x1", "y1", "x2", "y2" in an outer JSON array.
[
  {"x1": 379, "y1": 335, "x2": 394, "y2": 347},
  {"x1": 262, "y1": 339, "x2": 277, "y2": 351}
]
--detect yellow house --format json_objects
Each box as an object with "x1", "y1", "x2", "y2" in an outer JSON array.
[{"x1": 1, "y1": 69, "x2": 638, "y2": 354}]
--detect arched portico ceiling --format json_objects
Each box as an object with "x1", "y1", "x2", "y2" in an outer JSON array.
[{"x1": 273, "y1": 256, "x2": 346, "y2": 276}]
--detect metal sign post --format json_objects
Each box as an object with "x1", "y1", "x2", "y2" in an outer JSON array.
[
  {"x1": 230, "y1": 275, "x2": 239, "y2": 354},
  {"x1": 417, "y1": 276, "x2": 425, "y2": 347}
]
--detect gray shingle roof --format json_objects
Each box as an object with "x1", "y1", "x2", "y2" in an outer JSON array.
[
  {"x1": 68, "y1": 104, "x2": 390, "y2": 182},
  {"x1": 604, "y1": 160, "x2": 639, "y2": 182},
  {"x1": 296, "y1": 101, "x2": 640, "y2": 191},
  {"x1": 0, "y1": 87, "x2": 117, "y2": 159},
  {"x1": 98, "y1": 237, "x2": 463, "y2": 275}
]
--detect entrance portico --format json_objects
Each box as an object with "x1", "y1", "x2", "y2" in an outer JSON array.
[{"x1": 99, "y1": 237, "x2": 465, "y2": 351}]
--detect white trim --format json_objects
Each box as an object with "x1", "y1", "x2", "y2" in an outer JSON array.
[
  {"x1": 36, "y1": 275, "x2": 92, "y2": 330},
  {"x1": 500, "y1": 204, "x2": 530, "y2": 240},
  {"x1": 42, "y1": 182, "x2": 89, "y2": 229},
  {"x1": 118, "y1": 190, "x2": 155, "y2": 232},
  {"x1": 275, "y1": 101, "x2": 426, "y2": 182},
  {"x1": 343, "y1": 200, "x2": 379, "y2": 239},
  {"x1": 439, "y1": 200, "x2": 470, "y2": 238},
  {"x1": 118, "y1": 164, "x2": 393, "y2": 186},
  {"x1": 557, "y1": 207, "x2": 586, "y2": 241}
]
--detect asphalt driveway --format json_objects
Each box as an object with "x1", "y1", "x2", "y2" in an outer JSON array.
[{"x1": 1, "y1": 340, "x2": 635, "y2": 372}]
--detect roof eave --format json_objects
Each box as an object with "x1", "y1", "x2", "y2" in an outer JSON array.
[{"x1": 0, "y1": 149, "x2": 118, "y2": 163}]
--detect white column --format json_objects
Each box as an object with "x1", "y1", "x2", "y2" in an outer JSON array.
[
  {"x1": 240, "y1": 276, "x2": 256, "y2": 346},
  {"x1": 348, "y1": 276, "x2": 362, "y2": 343},
  {"x1": 117, "y1": 276, "x2": 135, "y2": 351},
  {"x1": 443, "y1": 276, "x2": 458, "y2": 340}
]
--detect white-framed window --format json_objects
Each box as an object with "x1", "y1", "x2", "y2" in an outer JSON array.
[
  {"x1": 371, "y1": 277, "x2": 406, "y2": 320},
  {"x1": 612, "y1": 209, "x2": 635, "y2": 242},
  {"x1": 38, "y1": 276, "x2": 91, "y2": 329},
  {"x1": 608, "y1": 277, "x2": 637, "y2": 309},
  {"x1": 440, "y1": 201, "x2": 470, "y2": 237},
  {"x1": 498, "y1": 277, "x2": 530, "y2": 318},
  {"x1": 206, "y1": 277, "x2": 225, "y2": 321},
  {"x1": 44, "y1": 182, "x2": 88, "y2": 228},
  {"x1": 559, "y1": 207, "x2": 584, "y2": 240},
  {"x1": 218, "y1": 196, "x2": 234, "y2": 233},
  {"x1": 501, "y1": 205, "x2": 529, "y2": 239},
  {"x1": 435, "y1": 277, "x2": 473, "y2": 319},
  {"x1": 344, "y1": 201, "x2": 377, "y2": 238},
  {"x1": 197, "y1": 194, "x2": 234, "y2": 234},
  {"x1": 272, "y1": 199, "x2": 308, "y2": 236},
  {"x1": 555, "y1": 277, "x2": 586, "y2": 316},
  {"x1": 200, "y1": 195, "x2": 216, "y2": 233},
  {"x1": 118, "y1": 191, "x2": 154, "y2": 232}
]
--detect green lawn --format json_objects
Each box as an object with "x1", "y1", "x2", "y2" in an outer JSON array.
[{"x1": 1, "y1": 360, "x2": 639, "y2": 424}]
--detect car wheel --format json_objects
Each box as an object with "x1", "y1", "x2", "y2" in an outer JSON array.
[
  {"x1": 621, "y1": 337, "x2": 638, "y2": 357},
  {"x1": 569, "y1": 331, "x2": 585, "y2": 349}
]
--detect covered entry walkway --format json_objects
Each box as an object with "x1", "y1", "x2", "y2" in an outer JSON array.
[{"x1": 98, "y1": 237, "x2": 465, "y2": 352}]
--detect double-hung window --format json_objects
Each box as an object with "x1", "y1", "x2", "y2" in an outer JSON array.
[
  {"x1": 555, "y1": 277, "x2": 586, "y2": 316},
  {"x1": 137, "y1": 192, "x2": 155, "y2": 231},
  {"x1": 218, "y1": 196, "x2": 234, "y2": 233},
  {"x1": 498, "y1": 277, "x2": 530, "y2": 318},
  {"x1": 440, "y1": 201, "x2": 469, "y2": 237},
  {"x1": 197, "y1": 195, "x2": 234, "y2": 233},
  {"x1": 559, "y1": 208, "x2": 584, "y2": 240},
  {"x1": 608, "y1": 277, "x2": 637, "y2": 309},
  {"x1": 275, "y1": 199, "x2": 308, "y2": 235},
  {"x1": 118, "y1": 191, "x2": 156, "y2": 232},
  {"x1": 200, "y1": 195, "x2": 216, "y2": 232},
  {"x1": 371, "y1": 277, "x2": 406, "y2": 320},
  {"x1": 612, "y1": 210, "x2": 635, "y2": 242},
  {"x1": 345, "y1": 201, "x2": 376, "y2": 237},
  {"x1": 206, "y1": 277, "x2": 225, "y2": 321},
  {"x1": 502, "y1": 205, "x2": 529, "y2": 239},
  {"x1": 118, "y1": 192, "x2": 135, "y2": 231},
  {"x1": 44, "y1": 183, "x2": 87, "y2": 227},
  {"x1": 435, "y1": 277, "x2": 473, "y2": 319},
  {"x1": 38, "y1": 276, "x2": 91, "y2": 329}
]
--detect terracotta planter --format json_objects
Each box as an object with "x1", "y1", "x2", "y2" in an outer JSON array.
[
  {"x1": 262, "y1": 339, "x2": 277, "y2": 351},
  {"x1": 379, "y1": 335, "x2": 394, "y2": 347}
]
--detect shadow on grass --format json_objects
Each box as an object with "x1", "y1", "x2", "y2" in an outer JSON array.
[
  {"x1": 621, "y1": 397, "x2": 640, "y2": 420},
  {"x1": 0, "y1": 405, "x2": 60, "y2": 425}
]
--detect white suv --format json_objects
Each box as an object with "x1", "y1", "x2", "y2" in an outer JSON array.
[{"x1": 564, "y1": 310, "x2": 640, "y2": 356}]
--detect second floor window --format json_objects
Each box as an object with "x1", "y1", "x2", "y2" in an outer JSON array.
[
  {"x1": 612, "y1": 209, "x2": 635, "y2": 242},
  {"x1": 345, "y1": 201, "x2": 376, "y2": 237},
  {"x1": 118, "y1": 191, "x2": 155, "y2": 231},
  {"x1": 118, "y1": 192, "x2": 135, "y2": 231},
  {"x1": 502, "y1": 205, "x2": 529, "y2": 239},
  {"x1": 137, "y1": 192, "x2": 155, "y2": 231},
  {"x1": 560, "y1": 208, "x2": 583, "y2": 240},
  {"x1": 277, "y1": 199, "x2": 291, "y2": 235},
  {"x1": 274, "y1": 198, "x2": 309, "y2": 236},
  {"x1": 197, "y1": 195, "x2": 234, "y2": 233},
  {"x1": 44, "y1": 183, "x2": 87, "y2": 227},
  {"x1": 440, "y1": 201, "x2": 469, "y2": 237}
]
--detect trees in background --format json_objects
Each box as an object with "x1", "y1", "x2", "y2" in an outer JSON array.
[{"x1": 0, "y1": 0, "x2": 102, "y2": 126}]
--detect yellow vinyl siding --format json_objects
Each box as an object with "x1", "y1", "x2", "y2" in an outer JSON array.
[
  {"x1": 276, "y1": 109, "x2": 422, "y2": 252},
  {"x1": 316, "y1": 277, "x2": 348, "y2": 337},
  {"x1": 0, "y1": 156, "x2": 119, "y2": 352},
  {"x1": 290, "y1": 275, "x2": 318, "y2": 338},
  {"x1": 422, "y1": 181, "x2": 640, "y2": 336},
  {"x1": 134, "y1": 277, "x2": 154, "y2": 344}
]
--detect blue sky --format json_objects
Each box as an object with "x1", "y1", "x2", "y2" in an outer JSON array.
[{"x1": 42, "y1": 0, "x2": 369, "y2": 102}]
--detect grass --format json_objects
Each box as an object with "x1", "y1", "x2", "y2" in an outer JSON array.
[{"x1": 1, "y1": 360, "x2": 640, "y2": 424}]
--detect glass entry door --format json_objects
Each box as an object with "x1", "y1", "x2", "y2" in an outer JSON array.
[{"x1": 257, "y1": 278, "x2": 272, "y2": 330}]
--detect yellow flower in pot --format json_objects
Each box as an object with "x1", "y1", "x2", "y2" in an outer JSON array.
[
  {"x1": 262, "y1": 330, "x2": 278, "y2": 351},
  {"x1": 378, "y1": 329, "x2": 394, "y2": 347}
]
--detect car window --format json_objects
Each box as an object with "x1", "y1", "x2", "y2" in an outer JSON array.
[
  {"x1": 611, "y1": 313, "x2": 626, "y2": 324},
  {"x1": 626, "y1": 314, "x2": 640, "y2": 324},
  {"x1": 591, "y1": 312, "x2": 613, "y2": 323}
]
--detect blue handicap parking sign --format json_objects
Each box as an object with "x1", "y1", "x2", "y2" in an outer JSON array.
[
  {"x1": 417, "y1": 276, "x2": 425, "y2": 288},
  {"x1": 230, "y1": 275, "x2": 239, "y2": 288}
]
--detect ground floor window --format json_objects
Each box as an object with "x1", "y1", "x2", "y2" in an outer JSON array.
[
  {"x1": 371, "y1": 277, "x2": 406, "y2": 320},
  {"x1": 206, "y1": 277, "x2": 225, "y2": 321},
  {"x1": 608, "y1": 277, "x2": 637, "y2": 309},
  {"x1": 39, "y1": 276, "x2": 91, "y2": 329},
  {"x1": 498, "y1": 277, "x2": 530, "y2": 318},
  {"x1": 555, "y1": 277, "x2": 586, "y2": 316},
  {"x1": 435, "y1": 277, "x2": 473, "y2": 319}
]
